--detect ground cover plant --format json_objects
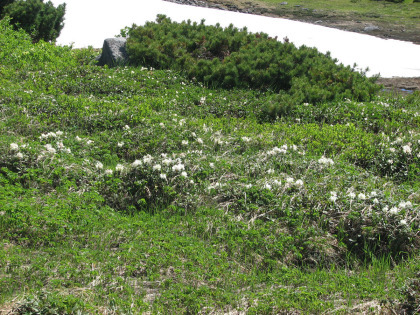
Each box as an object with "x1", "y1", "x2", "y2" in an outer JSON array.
[{"x1": 0, "y1": 17, "x2": 419, "y2": 313}]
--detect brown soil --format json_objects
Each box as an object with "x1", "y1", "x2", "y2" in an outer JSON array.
[{"x1": 377, "y1": 77, "x2": 420, "y2": 93}]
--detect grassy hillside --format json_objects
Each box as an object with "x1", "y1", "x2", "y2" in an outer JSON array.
[{"x1": 0, "y1": 17, "x2": 419, "y2": 313}]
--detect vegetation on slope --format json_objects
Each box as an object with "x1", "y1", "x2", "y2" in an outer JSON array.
[
  {"x1": 127, "y1": 15, "x2": 380, "y2": 105},
  {"x1": 0, "y1": 17, "x2": 419, "y2": 313},
  {"x1": 0, "y1": 0, "x2": 66, "y2": 43}
]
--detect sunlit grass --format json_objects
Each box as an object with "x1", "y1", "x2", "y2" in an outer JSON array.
[{"x1": 0, "y1": 18, "x2": 419, "y2": 313}]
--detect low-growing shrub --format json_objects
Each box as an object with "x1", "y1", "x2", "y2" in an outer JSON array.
[
  {"x1": 1, "y1": 0, "x2": 66, "y2": 43},
  {"x1": 126, "y1": 15, "x2": 380, "y2": 104},
  {"x1": 0, "y1": 0, "x2": 14, "y2": 15},
  {"x1": 13, "y1": 291, "x2": 86, "y2": 314},
  {"x1": 97, "y1": 156, "x2": 194, "y2": 214}
]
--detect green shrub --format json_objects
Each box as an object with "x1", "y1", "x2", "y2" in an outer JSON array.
[
  {"x1": 0, "y1": 0, "x2": 14, "y2": 15},
  {"x1": 126, "y1": 15, "x2": 380, "y2": 104},
  {"x1": 1, "y1": 0, "x2": 66, "y2": 43}
]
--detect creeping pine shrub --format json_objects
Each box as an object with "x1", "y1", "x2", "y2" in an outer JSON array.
[
  {"x1": 126, "y1": 15, "x2": 380, "y2": 105},
  {"x1": 0, "y1": 0, "x2": 14, "y2": 14},
  {"x1": 1, "y1": 0, "x2": 66, "y2": 43}
]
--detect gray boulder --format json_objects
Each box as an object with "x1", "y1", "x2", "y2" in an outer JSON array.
[{"x1": 97, "y1": 38, "x2": 129, "y2": 67}]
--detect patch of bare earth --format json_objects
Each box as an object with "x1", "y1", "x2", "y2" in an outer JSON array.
[{"x1": 377, "y1": 77, "x2": 420, "y2": 92}]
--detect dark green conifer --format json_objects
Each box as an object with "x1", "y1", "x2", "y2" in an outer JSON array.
[{"x1": 1, "y1": 0, "x2": 66, "y2": 43}]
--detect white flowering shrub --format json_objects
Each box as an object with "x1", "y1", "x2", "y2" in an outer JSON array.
[
  {"x1": 374, "y1": 134, "x2": 420, "y2": 182},
  {"x1": 97, "y1": 156, "x2": 195, "y2": 213},
  {"x1": 336, "y1": 201, "x2": 418, "y2": 259}
]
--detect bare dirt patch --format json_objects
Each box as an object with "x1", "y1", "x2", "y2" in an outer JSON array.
[{"x1": 377, "y1": 77, "x2": 420, "y2": 92}]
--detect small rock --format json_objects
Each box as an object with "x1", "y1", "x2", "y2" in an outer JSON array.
[
  {"x1": 280, "y1": 2, "x2": 288, "y2": 5},
  {"x1": 364, "y1": 25, "x2": 380, "y2": 32}
]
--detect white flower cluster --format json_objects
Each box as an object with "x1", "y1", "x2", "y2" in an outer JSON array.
[
  {"x1": 213, "y1": 138, "x2": 224, "y2": 146},
  {"x1": 264, "y1": 183, "x2": 272, "y2": 190},
  {"x1": 143, "y1": 154, "x2": 153, "y2": 164},
  {"x1": 10, "y1": 143, "x2": 19, "y2": 151},
  {"x1": 264, "y1": 179, "x2": 282, "y2": 190},
  {"x1": 330, "y1": 191, "x2": 338, "y2": 202},
  {"x1": 284, "y1": 177, "x2": 304, "y2": 187},
  {"x1": 398, "y1": 201, "x2": 412, "y2": 209},
  {"x1": 162, "y1": 158, "x2": 173, "y2": 166},
  {"x1": 10, "y1": 143, "x2": 24, "y2": 159},
  {"x1": 153, "y1": 164, "x2": 161, "y2": 171},
  {"x1": 43, "y1": 142, "x2": 71, "y2": 154},
  {"x1": 342, "y1": 188, "x2": 415, "y2": 222},
  {"x1": 402, "y1": 144, "x2": 412, "y2": 154},
  {"x1": 103, "y1": 151, "x2": 191, "y2": 180},
  {"x1": 383, "y1": 206, "x2": 399, "y2": 215},
  {"x1": 208, "y1": 182, "x2": 224, "y2": 190},
  {"x1": 132, "y1": 160, "x2": 142, "y2": 167},
  {"x1": 39, "y1": 131, "x2": 63, "y2": 140},
  {"x1": 115, "y1": 164, "x2": 124, "y2": 172},
  {"x1": 74, "y1": 135, "x2": 94, "y2": 146},
  {"x1": 357, "y1": 193, "x2": 366, "y2": 200},
  {"x1": 267, "y1": 145, "x2": 288, "y2": 155},
  {"x1": 172, "y1": 163, "x2": 185, "y2": 172},
  {"x1": 318, "y1": 156, "x2": 334, "y2": 166}
]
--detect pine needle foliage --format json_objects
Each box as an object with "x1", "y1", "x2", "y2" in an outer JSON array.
[
  {"x1": 127, "y1": 15, "x2": 380, "y2": 104},
  {"x1": 0, "y1": 0, "x2": 65, "y2": 43}
]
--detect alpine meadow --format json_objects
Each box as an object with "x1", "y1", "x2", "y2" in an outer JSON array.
[{"x1": 0, "y1": 10, "x2": 419, "y2": 314}]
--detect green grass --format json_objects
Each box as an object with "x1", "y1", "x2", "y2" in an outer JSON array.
[
  {"x1": 263, "y1": 0, "x2": 420, "y2": 18},
  {"x1": 253, "y1": 0, "x2": 420, "y2": 42},
  {"x1": 0, "y1": 18, "x2": 419, "y2": 313}
]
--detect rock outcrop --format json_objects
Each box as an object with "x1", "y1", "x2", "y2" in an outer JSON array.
[{"x1": 97, "y1": 38, "x2": 129, "y2": 67}]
